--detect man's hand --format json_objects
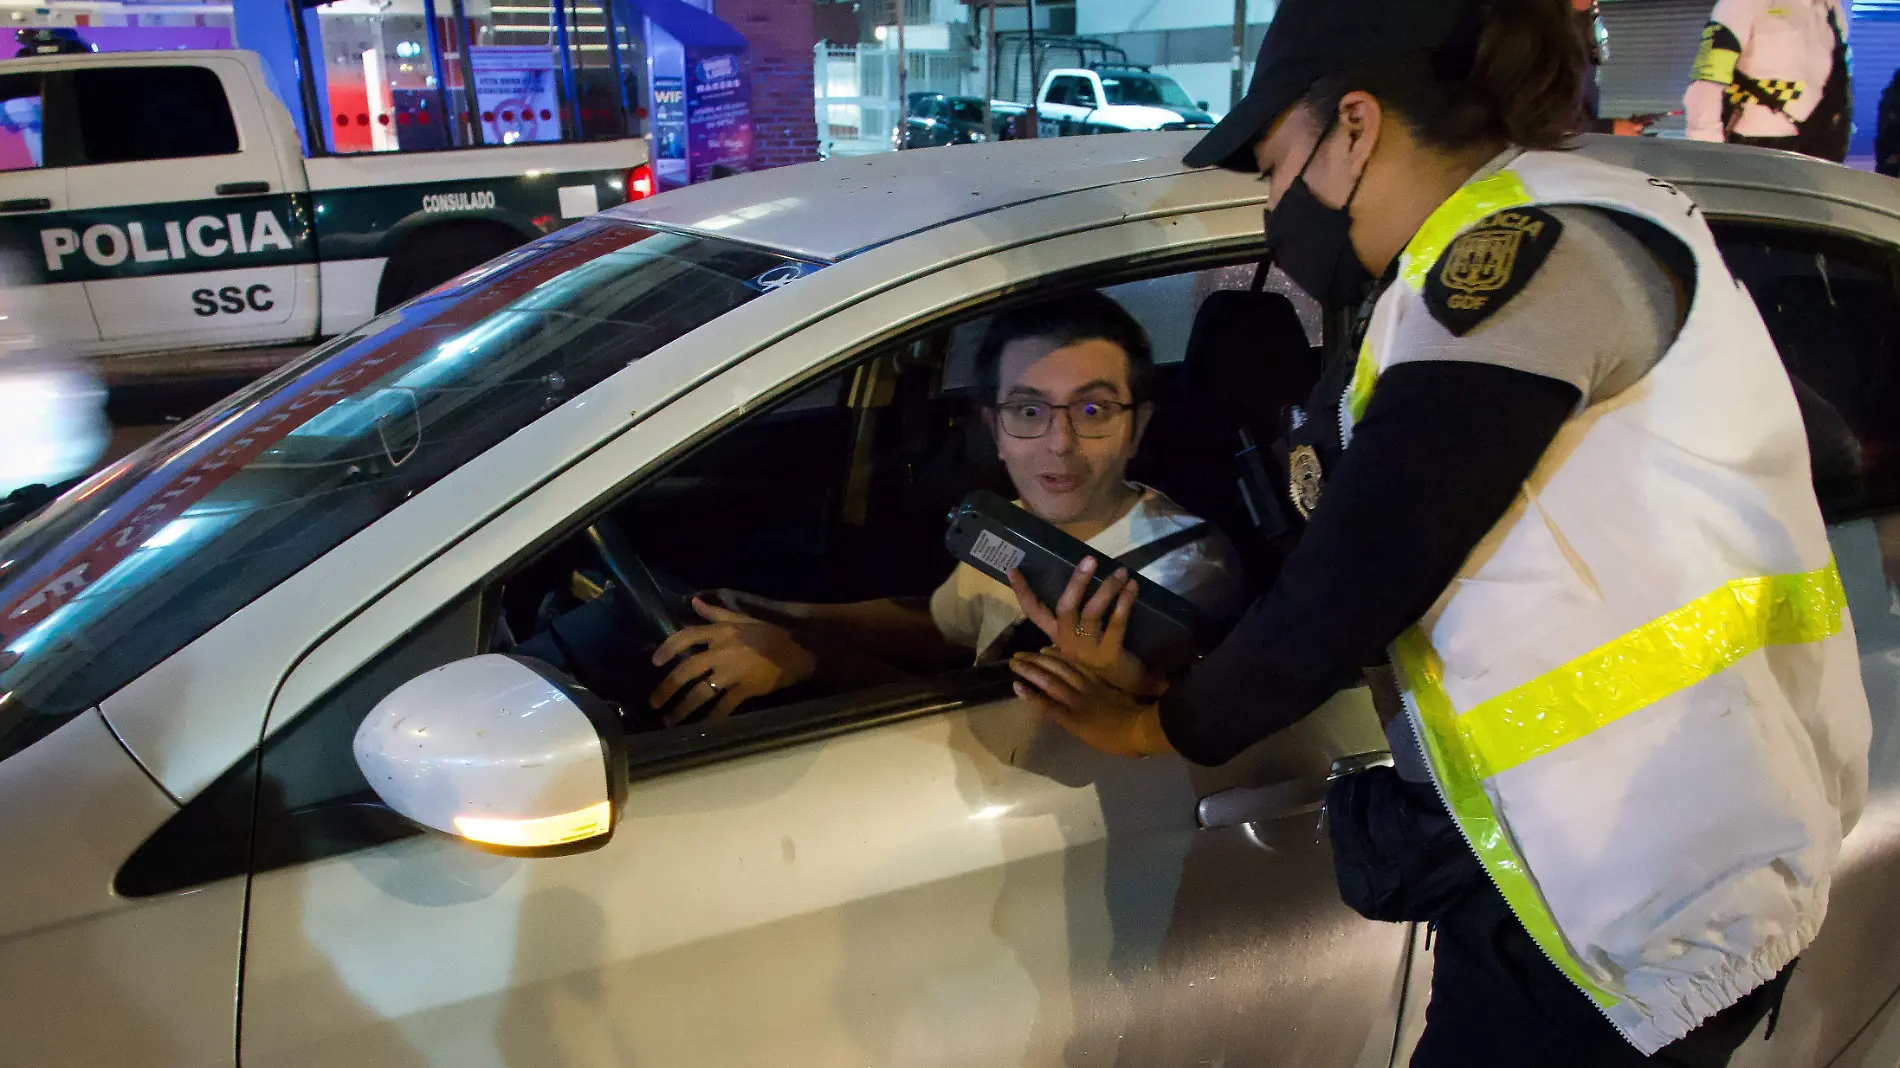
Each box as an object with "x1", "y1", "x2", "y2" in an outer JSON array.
[
  {"x1": 1009, "y1": 651, "x2": 1174, "y2": 759},
  {"x1": 1611, "y1": 117, "x2": 1649, "y2": 137},
  {"x1": 699, "y1": 587, "x2": 805, "y2": 628},
  {"x1": 650, "y1": 598, "x2": 817, "y2": 725},
  {"x1": 1008, "y1": 557, "x2": 1163, "y2": 696}
]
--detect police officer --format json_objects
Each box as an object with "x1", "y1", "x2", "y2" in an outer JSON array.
[
  {"x1": 1573, "y1": 0, "x2": 1660, "y2": 135},
  {"x1": 1685, "y1": 0, "x2": 1850, "y2": 161},
  {"x1": 1004, "y1": 0, "x2": 1871, "y2": 1064}
]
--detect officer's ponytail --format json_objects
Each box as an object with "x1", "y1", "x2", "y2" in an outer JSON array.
[{"x1": 1305, "y1": 0, "x2": 1586, "y2": 152}]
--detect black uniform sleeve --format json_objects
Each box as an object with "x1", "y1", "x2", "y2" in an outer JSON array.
[{"x1": 1157, "y1": 360, "x2": 1582, "y2": 767}]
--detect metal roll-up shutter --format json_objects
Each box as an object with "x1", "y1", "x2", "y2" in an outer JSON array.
[
  {"x1": 1851, "y1": 5, "x2": 1900, "y2": 160},
  {"x1": 1599, "y1": 0, "x2": 1715, "y2": 137}
]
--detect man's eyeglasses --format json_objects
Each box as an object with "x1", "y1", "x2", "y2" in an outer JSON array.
[{"x1": 994, "y1": 399, "x2": 1135, "y2": 439}]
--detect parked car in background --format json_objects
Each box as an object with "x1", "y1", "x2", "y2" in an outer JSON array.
[
  {"x1": 0, "y1": 133, "x2": 1897, "y2": 1068},
  {"x1": 896, "y1": 92, "x2": 998, "y2": 149}
]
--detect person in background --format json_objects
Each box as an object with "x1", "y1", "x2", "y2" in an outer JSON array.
[
  {"x1": 1685, "y1": 0, "x2": 1850, "y2": 161},
  {"x1": 1572, "y1": 0, "x2": 1662, "y2": 136}
]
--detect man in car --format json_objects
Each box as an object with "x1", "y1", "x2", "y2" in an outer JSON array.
[{"x1": 645, "y1": 290, "x2": 1246, "y2": 724}]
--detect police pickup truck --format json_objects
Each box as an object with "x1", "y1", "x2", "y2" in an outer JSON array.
[
  {"x1": 1034, "y1": 67, "x2": 1218, "y2": 138},
  {"x1": 0, "y1": 48, "x2": 652, "y2": 363}
]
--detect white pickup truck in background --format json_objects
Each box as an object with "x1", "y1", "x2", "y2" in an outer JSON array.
[
  {"x1": 1033, "y1": 66, "x2": 1219, "y2": 138},
  {"x1": 0, "y1": 49, "x2": 652, "y2": 366}
]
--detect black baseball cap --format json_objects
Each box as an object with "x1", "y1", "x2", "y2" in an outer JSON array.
[{"x1": 1184, "y1": 0, "x2": 1475, "y2": 170}]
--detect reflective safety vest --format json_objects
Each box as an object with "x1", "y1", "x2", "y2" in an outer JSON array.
[
  {"x1": 1687, "y1": 0, "x2": 1846, "y2": 140},
  {"x1": 1344, "y1": 150, "x2": 1871, "y2": 1053}
]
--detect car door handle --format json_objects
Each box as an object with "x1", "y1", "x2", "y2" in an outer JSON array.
[
  {"x1": 216, "y1": 181, "x2": 271, "y2": 196},
  {"x1": 1197, "y1": 778, "x2": 1330, "y2": 829},
  {"x1": 0, "y1": 197, "x2": 52, "y2": 214},
  {"x1": 1196, "y1": 752, "x2": 1396, "y2": 830}
]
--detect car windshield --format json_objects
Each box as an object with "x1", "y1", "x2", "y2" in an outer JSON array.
[
  {"x1": 1101, "y1": 74, "x2": 1195, "y2": 110},
  {"x1": 0, "y1": 217, "x2": 813, "y2": 762},
  {"x1": 947, "y1": 100, "x2": 985, "y2": 124}
]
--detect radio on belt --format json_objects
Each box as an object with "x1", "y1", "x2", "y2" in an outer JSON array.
[{"x1": 944, "y1": 490, "x2": 1213, "y2": 673}]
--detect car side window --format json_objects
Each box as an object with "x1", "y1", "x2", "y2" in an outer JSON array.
[
  {"x1": 483, "y1": 262, "x2": 1268, "y2": 741},
  {"x1": 0, "y1": 74, "x2": 45, "y2": 172},
  {"x1": 1715, "y1": 223, "x2": 1900, "y2": 519},
  {"x1": 916, "y1": 97, "x2": 937, "y2": 119},
  {"x1": 116, "y1": 260, "x2": 1271, "y2": 889},
  {"x1": 72, "y1": 66, "x2": 239, "y2": 165},
  {"x1": 1046, "y1": 77, "x2": 1074, "y2": 106},
  {"x1": 1073, "y1": 79, "x2": 1099, "y2": 107}
]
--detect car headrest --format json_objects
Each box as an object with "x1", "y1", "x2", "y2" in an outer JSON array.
[{"x1": 1184, "y1": 289, "x2": 1322, "y2": 436}]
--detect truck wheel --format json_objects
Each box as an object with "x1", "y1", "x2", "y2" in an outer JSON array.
[{"x1": 376, "y1": 224, "x2": 526, "y2": 312}]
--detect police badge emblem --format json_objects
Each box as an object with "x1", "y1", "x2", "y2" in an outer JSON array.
[
  {"x1": 1289, "y1": 444, "x2": 1324, "y2": 519},
  {"x1": 1423, "y1": 207, "x2": 1563, "y2": 336}
]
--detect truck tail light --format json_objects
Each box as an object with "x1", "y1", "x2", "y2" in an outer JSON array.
[{"x1": 627, "y1": 164, "x2": 656, "y2": 201}]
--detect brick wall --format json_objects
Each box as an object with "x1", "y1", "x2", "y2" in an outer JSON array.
[{"x1": 718, "y1": 0, "x2": 819, "y2": 169}]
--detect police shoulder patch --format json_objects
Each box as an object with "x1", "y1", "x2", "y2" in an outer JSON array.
[{"x1": 1422, "y1": 207, "x2": 1564, "y2": 337}]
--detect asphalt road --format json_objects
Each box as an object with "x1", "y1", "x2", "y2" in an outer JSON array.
[{"x1": 102, "y1": 373, "x2": 260, "y2": 466}]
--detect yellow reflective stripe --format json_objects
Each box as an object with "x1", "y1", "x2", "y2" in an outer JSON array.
[
  {"x1": 1347, "y1": 172, "x2": 1536, "y2": 424},
  {"x1": 1346, "y1": 335, "x2": 1377, "y2": 423},
  {"x1": 1456, "y1": 560, "x2": 1845, "y2": 779},
  {"x1": 1394, "y1": 628, "x2": 1620, "y2": 1010},
  {"x1": 1693, "y1": 22, "x2": 1741, "y2": 84},
  {"x1": 1394, "y1": 559, "x2": 1846, "y2": 1012},
  {"x1": 1693, "y1": 47, "x2": 1740, "y2": 84},
  {"x1": 1398, "y1": 171, "x2": 1535, "y2": 290}
]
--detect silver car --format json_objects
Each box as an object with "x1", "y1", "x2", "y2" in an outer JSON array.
[{"x1": 0, "y1": 133, "x2": 1896, "y2": 1068}]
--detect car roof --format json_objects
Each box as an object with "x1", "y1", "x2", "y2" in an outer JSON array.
[
  {"x1": 609, "y1": 131, "x2": 1900, "y2": 266},
  {"x1": 611, "y1": 133, "x2": 1211, "y2": 262}
]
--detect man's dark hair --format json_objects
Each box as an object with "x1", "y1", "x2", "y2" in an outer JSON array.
[{"x1": 974, "y1": 290, "x2": 1155, "y2": 406}]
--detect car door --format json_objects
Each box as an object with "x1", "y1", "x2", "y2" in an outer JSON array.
[
  {"x1": 61, "y1": 56, "x2": 317, "y2": 352},
  {"x1": 1069, "y1": 75, "x2": 1105, "y2": 133},
  {"x1": 1040, "y1": 76, "x2": 1087, "y2": 137},
  {"x1": 1698, "y1": 217, "x2": 1900, "y2": 1068},
  {"x1": 231, "y1": 231, "x2": 1409, "y2": 1066},
  {"x1": 0, "y1": 68, "x2": 98, "y2": 347},
  {"x1": 907, "y1": 95, "x2": 939, "y2": 148}
]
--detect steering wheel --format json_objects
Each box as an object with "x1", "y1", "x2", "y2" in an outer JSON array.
[{"x1": 584, "y1": 518, "x2": 689, "y2": 648}]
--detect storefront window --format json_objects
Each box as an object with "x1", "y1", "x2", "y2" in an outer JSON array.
[
  {"x1": 566, "y1": 0, "x2": 637, "y2": 140},
  {"x1": 455, "y1": 0, "x2": 633, "y2": 144},
  {"x1": 301, "y1": 0, "x2": 633, "y2": 154},
  {"x1": 309, "y1": 0, "x2": 456, "y2": 153}
]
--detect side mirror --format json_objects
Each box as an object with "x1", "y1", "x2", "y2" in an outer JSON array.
[
  {"x1": 354, "y1": 654, "x2": 628, "y2": 856},
  {"x1": 1197, "y1": 100, "x2": 1210, "y2": 111}
]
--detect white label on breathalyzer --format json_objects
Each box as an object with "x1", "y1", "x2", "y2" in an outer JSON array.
[{"x1": 970, "y1": 530, "x2": 1027, "y2": 573}]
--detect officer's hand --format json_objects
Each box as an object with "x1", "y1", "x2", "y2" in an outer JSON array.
[
  {"x1": 1008, "y1": 558, "x2": 1163, "y2": 696},
  {"x1": 1612, "y1": 117, "x2": 1651, "y2": 136},
  {"x1": 649, "y1": 598, "x2": 817, "y2": 725},
  {"x1": 1009, "y1": 652, "x2": 1173, "y2": 759}
]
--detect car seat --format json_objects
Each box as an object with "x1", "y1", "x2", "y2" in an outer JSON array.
[{"x1": 1132, "y1": 289, "x2": 1321, "y2": 591}]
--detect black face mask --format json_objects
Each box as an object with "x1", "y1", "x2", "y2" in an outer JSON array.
[{"x1": 1264, "y1": 125, "x2": 1374, "y2": 308}]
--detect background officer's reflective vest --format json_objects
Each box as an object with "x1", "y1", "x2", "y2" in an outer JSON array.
[
  {"x1": 1687, "y1": 0, "x2": 1848, "y2": 143},
  {"x1": 1343, "y1": 150, "x2": 1870, "y2": 1054}
]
